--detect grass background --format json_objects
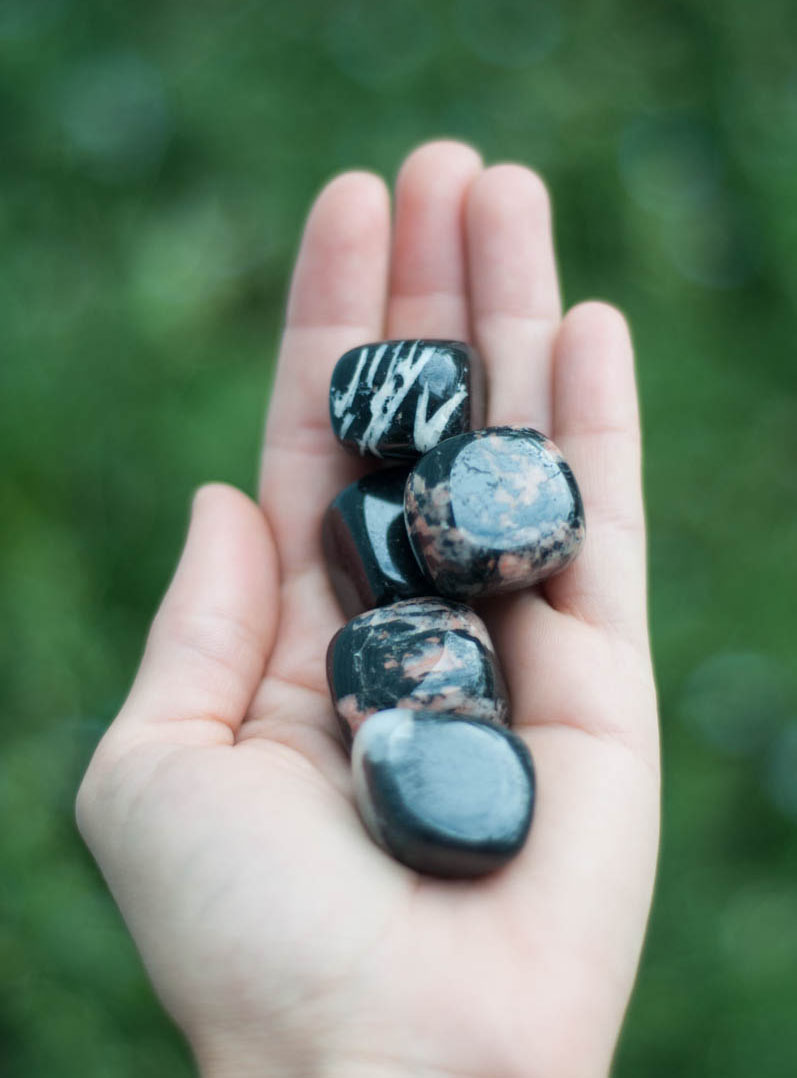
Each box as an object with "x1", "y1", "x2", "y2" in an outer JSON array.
[{"x1": 2, "y1": 0, "x2": 796, "y2": 1073}]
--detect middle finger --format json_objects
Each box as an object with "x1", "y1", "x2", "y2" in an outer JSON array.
[
  {"x1": 386, "y1": 140, "x2": 482, "y2": 341},
  {"x1": 466, "y1": 163, "x2": 561, "y2": 432}
]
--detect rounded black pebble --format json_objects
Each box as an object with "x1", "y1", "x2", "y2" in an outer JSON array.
[
  {"x1": 329, "y1": 339, "x2": 485, "y2": 459},
  {"x1": 322, "y1": 467, "x2": 432, "y2": 618},
  {"x1": 405, "y1": 426, "x2": 585, "y2": 599},
  {"x1": 326, "y1": 597, "x2": 510, "y2": 750},
  {"x1": 352, "y1": 709, "x2": 535, "y2": 878}
]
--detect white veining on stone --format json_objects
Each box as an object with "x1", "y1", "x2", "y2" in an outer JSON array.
[
  {"x1": 365, "y1": 342, "x2": 388, "y2": 387},
  {"x1": 357, "y1": 340, "x2": 424, "y2": 455},
  {"x1": 413, "y1": 380, "x2": 468, "y2": 453},
  {"x1": 331, "y1": 346, "x2": 368, "y2": 419}
]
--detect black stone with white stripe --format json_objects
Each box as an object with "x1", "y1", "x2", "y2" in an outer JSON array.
[{"x1": 329, "y1": 339, "x2": 484, "y2": 460}]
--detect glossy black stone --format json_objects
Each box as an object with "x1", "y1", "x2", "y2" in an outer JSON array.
[
  {"x1": 326, "y1": 597, "x2": 509, "y2": 750},
  {"x1": 405, "y1": 427, "x2": 585, "y2": 599},
  {"x1": 322, "y1": 467, "x2": 432, "y2": 619},
  {"x1": 329, "y1": 339, "x2": 485, "y2": 459},
  {"x1": 352, "y1": 709, "x2": 535, "y2": 877}
]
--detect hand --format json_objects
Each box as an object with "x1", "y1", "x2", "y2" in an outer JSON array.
[{"x1": 77, "y1": 141, "x2": 659, "y2": 1078}]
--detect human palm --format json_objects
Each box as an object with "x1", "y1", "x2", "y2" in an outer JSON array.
[{"x1": 78, "y1": 142, "x2": 659, "y2": 1078}]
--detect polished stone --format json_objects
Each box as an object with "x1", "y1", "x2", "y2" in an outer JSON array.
[
  {"x1": 329, "y1": 339, "x2": 485, "y2": 459},
  {"x1": 322, "y1": 467, "x2": 432, "y2": 618},
  {"x1": 352, "y1": 709, "x2": 535, "y2": 877},
  {"x1": 326, "y1": 597, "x2": 509, "y2": 749},
  {"x1": 405, "y1": 426, "x2": 585, "y2": 598}
]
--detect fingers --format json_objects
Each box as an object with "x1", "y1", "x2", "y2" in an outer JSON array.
[
  {"x1": 386, "y1": 140, "x2": 482, "y2": 340},
  {"x1": 547, "y1": 302, "x2": 648, "y2": 643},
  {"x1": 466, "y1": 164, "x2": 561, "y2": 432},
  {"x1": 113, "y1": 484, "x2": 280, "y2": 745},
  {"x1": 261, "y1": 171, "x2": 391, "y2": 577}
]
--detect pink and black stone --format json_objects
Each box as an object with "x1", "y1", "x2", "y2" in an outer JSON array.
[
  {"x1": 352, "y1": 709, "x2": 535, "y2": 877},
  {"x1": 405, "y1": 427, "x2": 585, "y2": 599},
  {"x1": 329, "y1": 339, "x2": 485, "y2": 459},
  {"x1": 322, "y1": 467, "x2": 432, "y2": 619},
  {"x1": 326, "y1": 597, "x2": 509, "y2": 750}
]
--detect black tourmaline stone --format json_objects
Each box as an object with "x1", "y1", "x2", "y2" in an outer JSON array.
[
  {"x1": 329, "y1": 339, "x2": 485, "y2": 459},
  {"x1": 326, "y1": 597, "x2": 509, "y2": 750},
  {"x1": 405, "y1": 427, "x2": 585, "y2": 599},
  {"x1": 352, "y1": 709, "x2": 535, "y2": 877},
  {"x1": 322, "y1": 467, "x2": 432, "y2": 619}
]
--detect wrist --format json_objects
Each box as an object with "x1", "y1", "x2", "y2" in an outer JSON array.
[
  {"x1": 201, "y1": 1062, "x2": 416, "y2": 1078},
  {"x1": 199, "y1": 1047, "x2": 420, "y2": 1078}
]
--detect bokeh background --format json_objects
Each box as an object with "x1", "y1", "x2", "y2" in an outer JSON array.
[{"x1": 2, "y1": 0, "x2": 796, "y2": 1073}]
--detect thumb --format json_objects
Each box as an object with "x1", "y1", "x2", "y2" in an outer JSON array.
[{"x1": 113, "y1": 482, "x2": 280, "y2": 748}]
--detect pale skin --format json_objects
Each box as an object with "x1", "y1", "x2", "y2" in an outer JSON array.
[{"x1": 76, "y1": 141, "x2": 660, "y2": 1078}]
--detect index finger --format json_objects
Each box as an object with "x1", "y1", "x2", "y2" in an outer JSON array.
[{"x1": 260, "y1": 171, "x2": 391, "y2": 579}]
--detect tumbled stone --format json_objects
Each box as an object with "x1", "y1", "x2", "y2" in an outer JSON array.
[
  {"x1": 322, "y1": 467, "x2": 432, "y2": 619},
  {"x1": 329, "y1": 339, "x2": 485, "y2": 459},
  {"x1": 352, "y1": 709, "x2": 535, "y2": 877},
  {"x1": 405, "y1": 426, "x2": 585, "y2": 599},
  {"x1": 326, "y1": 597, "x2": 509, "y2": 749}
]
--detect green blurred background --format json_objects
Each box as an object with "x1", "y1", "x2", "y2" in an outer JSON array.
[{"x1": 2, "y1": 0, "x2": 796, "y2": 1073}]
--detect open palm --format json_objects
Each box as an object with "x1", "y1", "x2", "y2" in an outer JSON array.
[{"x1": 77, "y1": 142, "x2": 659, "y2": 1078}]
